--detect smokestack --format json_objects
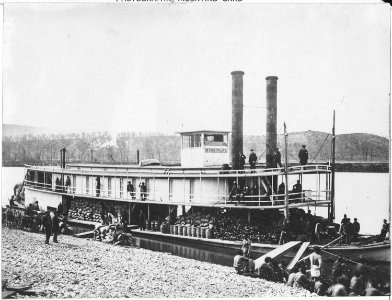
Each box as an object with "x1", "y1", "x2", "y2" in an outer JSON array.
[
  {"x1": 62, "y1": 147, "x2": 66, "y2": 168},
  {"x1": 266, "y1": 76, "x2": 278, "y2": 168},
  {"x1": 60, "y1": 149, "x2": 63, "y2": 168},
  {"x1": 231, "y1": 71, "x2": 244, "y2": 170}
]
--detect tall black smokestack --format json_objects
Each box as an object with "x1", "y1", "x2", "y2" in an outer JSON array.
[
  {"x1": 266, "y1": 76, "x2": 278, "y2": 168},
  {"x1": 231, "y1": 71, "x2": 244, "y2": 170},
  {"x1": 62, "y1": 147, "x2": 66, "y2": 169}
]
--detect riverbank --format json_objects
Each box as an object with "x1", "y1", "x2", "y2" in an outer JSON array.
[{"x1": 1, "y1": 228, "x2": 311, "y2": 298}]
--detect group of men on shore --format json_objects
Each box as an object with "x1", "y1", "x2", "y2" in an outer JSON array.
[{"x1": 234, "y1": 244, "x2": 387, "y2": 296}]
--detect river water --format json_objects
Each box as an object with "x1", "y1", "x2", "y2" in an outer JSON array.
[{"x1": 1, "y1": 167, "x2": 390, "y2": 234}]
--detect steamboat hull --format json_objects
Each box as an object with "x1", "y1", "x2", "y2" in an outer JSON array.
[{"x1": 131, "y1": 229, "x2": 390, "y2": 263}]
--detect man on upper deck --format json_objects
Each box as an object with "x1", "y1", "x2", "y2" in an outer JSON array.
[
  {"x1": 299, "y1": 145, "x2": 308, "y2": 165},
  {"x1": 248, "y1": 149, "x2": 257, "y2": 169},
  {"x1": 239, "y1": 153, "x2": 246, "y2": 170},
  {"x1": 274, "y1": 147, "x2": 282, "y2": 168}
]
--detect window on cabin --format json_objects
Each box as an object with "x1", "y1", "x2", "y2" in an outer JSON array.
[
  {"x1": 86, "y1": 176, "x2": 90, "y2": 195},
  {"x1": 120, "y1": 178, "x2": 123, "y2": 198},
  {"x1": 204, "y1": 134, "x2": 228, "y2": 146},
  {"x1": 108, "y1": 177, "x2": 112, "y2": 196},
  {"x1": 182, "y1": 134, "x2": 201, "y2": 148},
  {"x1": 72, "y1": 175, "x2": 76, "y2": 194}
]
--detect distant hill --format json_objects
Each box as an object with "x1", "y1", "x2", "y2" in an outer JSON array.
[
  {"x1": 2, "y1": 124, "x2": 389, "y2": 165},
  {"x1": 2, "y1": 124, "x2": 52, "y2": 137},
  {"x1": 244, "y1": 131, "x2": 389, "y2": 163}
]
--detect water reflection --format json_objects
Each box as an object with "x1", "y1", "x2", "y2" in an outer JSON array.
[{"x1": 136, "y1": 237, "x2": 235, "y2": 267}]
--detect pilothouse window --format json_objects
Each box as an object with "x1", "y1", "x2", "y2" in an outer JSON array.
[
  {"x1": 182, "y1": 134, "x2": 201, "y2": 148},
  {"x1": 204, "y1": 134, "x2": 227, "y2": 146}
]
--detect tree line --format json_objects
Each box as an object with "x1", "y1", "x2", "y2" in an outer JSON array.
[{"x1": 2, "y1": 131, "x2": 389, "y2": 167}]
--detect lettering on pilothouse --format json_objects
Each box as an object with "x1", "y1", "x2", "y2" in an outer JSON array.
[{"x1": 205, "y1": 148, "x2": 227, "y2": 153}]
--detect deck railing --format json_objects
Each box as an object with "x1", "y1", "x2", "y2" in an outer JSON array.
[
  {"x1": 24, "y1": 164, "x2": 331, "y2": 179},
  {"x1": 24, "y1": 179, "x2": 330, "y2": 208}
]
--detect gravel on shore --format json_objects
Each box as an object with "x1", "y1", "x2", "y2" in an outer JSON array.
[{"x1": 1, "y1": 228, "x2": 311, "y2": 298}]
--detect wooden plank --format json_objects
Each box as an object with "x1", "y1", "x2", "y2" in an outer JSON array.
[
  {"x1": 73, "y1": 230, "x2": 94, "y2": 238},
  {"x1": 255, "y1": 241, "x2": 302, "y2": 269},
  {"x1": 6, "y1": 284, "x2": 32, "y2": 291},
  {"x1": 2, "y1": 290, "x2": 16, "y2": 299},
  {"x1": 286, "y1": 242, "x2": 310, "y2": 271}
]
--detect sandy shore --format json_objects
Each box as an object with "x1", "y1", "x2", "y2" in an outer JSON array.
[{"x1": 1, "y1": 228, "x2": 311, "y2": 298}]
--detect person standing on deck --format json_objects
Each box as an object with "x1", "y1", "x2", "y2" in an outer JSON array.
[
  {"x1": 248, "y1": 149, "x2": 258, "y2": 170},
  {"x1": 238, "y1": 153, "x2": 246, "y2": 170},
  {"x1": 127, "y1": 181, "x2": 135, "y2": 199},
  {"x1": 378, "y1": 219, "x2": 389, "y2": 241},
  {"x1": 274, "y1": 148, "x2": 283, "y2": 167},
  {"x1": 52, "y1": 211, "x2": 60, "y2": 243},
  {"x1": 292, "y1": 180, "x2": 302, "y2": 202},
  {"x1": 139, "y1": 210, "x2": 146, "y2": 231},
  {"x1": 353, "y1": 218, "x2": 360, "y2": 241},
  {"x1": 139, "y1": 182, "x2": 147, "y2": 201},
  {"x1": 241, "y1": 235, "x2": 251, "y2": 258},
  {"x1": 299, "y1": 145, "x2": 308, "y2": 165},
  {"x1": 42, "y1": 211, "x2": 52, "y2": 244},
  {"x1": 242, "y1": 184, "x2": 251, "y2": 204},
  {"x1": 65, "y1": 176, "x2": 71, "y2": 193}
]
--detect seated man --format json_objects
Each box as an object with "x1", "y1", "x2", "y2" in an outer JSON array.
[
  {"x1": 293, "y1": 265, "x2": 311, "y2": 291},
  {"x1": 233, "y1": 250, "x2": 248, "y2": 275},
  {"x1": 258, "y1": 257, "x2": 274, "y2": 281},
  {"x1": 286, "y1": 266, "x2": 299, "y2": 287}
]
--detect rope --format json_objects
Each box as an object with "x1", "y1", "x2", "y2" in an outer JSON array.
[{"x1": 311, "y1": 133, "x2": 331, "y2": 163}]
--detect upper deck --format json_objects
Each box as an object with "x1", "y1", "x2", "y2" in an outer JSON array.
[{"x1": 25, "y1": 163, "x2": 331, "y2": 179}]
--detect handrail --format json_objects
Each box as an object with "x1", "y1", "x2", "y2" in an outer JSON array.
[
  {"x1": 24, "y1": 179, "x2": 331, "y2": 207},
  {"x1": 24, "y1": 164, "x2": 331, "y2": 179}
]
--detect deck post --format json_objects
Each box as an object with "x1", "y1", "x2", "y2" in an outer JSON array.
[
  {"x1": 330, "y1": 110, "x2": 336, "y2": 222},
  {"x1": 224, "y1": 178, "x2": 227, "y2": 204},
  {"x1": 114, "y1": 170, "x2": 117, "y2": 198},
  {"x1": 258, "y1": 176, "x2": 261, "y2": 206},
  {"x1": 200, "y1": 172, "x2": 202, "y2": 203},
  {"x1": 217, "y1": 176, "x2": 219, "y2": 202},
  {"x1": 128, "y1": 202, "x2": 131, "y2": 224},
  {"x1": 284, "y1": 123, "x2": 290, "y2": 220},
  {"x1": 148, "y1": 204, "x2": 150, "y2": 221},
  {"x1": 248, "y1": 210, "x2": 251, "y2": 223}
]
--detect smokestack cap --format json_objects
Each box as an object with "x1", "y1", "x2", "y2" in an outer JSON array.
[
  {"x1": 266, "y1": 76, "x2": 278, "y2": 80},
  {"x1": 231, "y1": 71, "x2": 245, "y2": 75}
]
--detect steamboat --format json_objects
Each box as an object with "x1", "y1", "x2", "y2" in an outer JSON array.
[{"x1": 20, "y1": 72, "x2": 390, "y2": 262}]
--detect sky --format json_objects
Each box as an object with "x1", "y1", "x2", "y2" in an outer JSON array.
[{"x1": 2, "y1": 2, "x2": 390, "y2": 138}]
